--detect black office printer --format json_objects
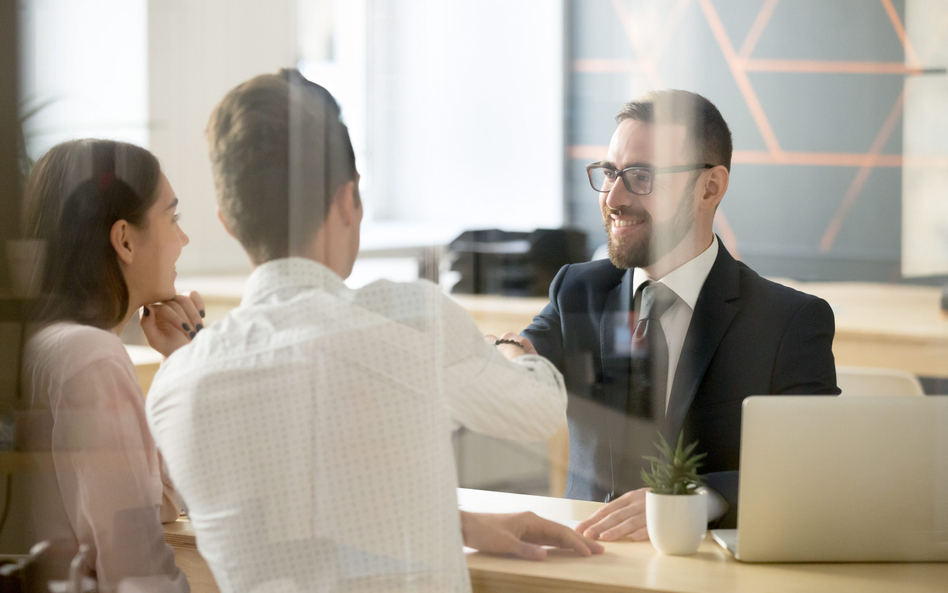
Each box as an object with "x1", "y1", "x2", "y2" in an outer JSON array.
[{"x1": 447, "y1": 229, "x2": 587, "y2": 297}]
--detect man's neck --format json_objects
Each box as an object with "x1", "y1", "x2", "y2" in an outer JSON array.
[
  {"x1": 642, "y1": 232, "x2": 714, "y2": 280},
  {"x1": 284, "y1": 228, "x2": 351, "y2": 280}
]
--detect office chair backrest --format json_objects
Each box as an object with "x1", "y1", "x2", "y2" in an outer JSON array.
[{"x1": 836, "y1": 365, "x2": 924, "y2": 397}]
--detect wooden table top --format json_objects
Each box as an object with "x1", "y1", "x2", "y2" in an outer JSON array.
[
  {"x1": 782, "y1": 281, "x2": 948, "y2": 343},
  {"x1": 164, "y1": 488, "x2": 948, "y2": 593},
  {"x1": 460, "y1": 489, "x2": 948, "y2": 593}
]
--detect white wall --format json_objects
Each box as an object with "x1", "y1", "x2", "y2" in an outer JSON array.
[
  {"x1": 22, "y1": 0, "x2": 567, "y2": 273},
  {"x1": 366, "y1": 0, "x2": 565, "y2": 230},
  {"x1": 19, "y1": 0, "x2": 149, "y2": 156},
  {"x1": 902, "y1": 0, "x2": 948, "y2": 277},
  {"x1": 148, "y1": 0, "x2": 297, "y2": 275}
]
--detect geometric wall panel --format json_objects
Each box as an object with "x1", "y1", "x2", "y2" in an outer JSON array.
[{"x1": 567, "y1": 0, "x2": 945, "y2": 281}]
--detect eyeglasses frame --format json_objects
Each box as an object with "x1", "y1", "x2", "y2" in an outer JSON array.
[{"x1": 585, "y1": 162, "x2": 715, "y2": 195}]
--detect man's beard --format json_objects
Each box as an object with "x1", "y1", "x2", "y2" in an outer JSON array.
[{"x1": 603, "y1": 184, "x2": 697, "y2": 270}]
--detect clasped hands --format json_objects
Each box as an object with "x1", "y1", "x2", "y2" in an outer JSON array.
[{"x1": 140, "y1": 291, "x2": 207, "y2": 358}]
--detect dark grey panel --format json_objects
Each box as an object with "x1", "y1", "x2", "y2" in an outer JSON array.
[
  {"x1": 749, "y1": 72, "x2": 905, "y2": 153},
  {"x1": 712, "y1": 0, "x2": 770, "y2": 52},
  {"x1": 566, "y1": 0, "x2": 911, "y2": 280},
  {"x1": 723, "y1": 163, "x2": 867, "y2": 248},
  {"x1": 656, "y1": 3, "x2": 770, "y2": 151},
  {"x1": 751, "y1": 0, "x2": 906, "y2": 61},
  {"x1": 569, "y1": 72, "x2": 654, "y2": 146},
  {"x1": 568, "y1": 0, "x2": 637, "y2": 60},
  {"x1": 831, "y1": 166, "x2": 902, "y2": 255}
]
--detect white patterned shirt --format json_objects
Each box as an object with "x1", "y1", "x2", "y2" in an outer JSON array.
[{"x1": 146, "y1": 257, "x2": 566, "y2": 593}]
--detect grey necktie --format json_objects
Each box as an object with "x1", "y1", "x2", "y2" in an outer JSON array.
[{"x1": 628, "y1": 281, "x2": 678, "y2": 420}]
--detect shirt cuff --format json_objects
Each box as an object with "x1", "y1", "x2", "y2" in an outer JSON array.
[{"x1": 510, "y1": 354, "x2": 565, "y2": 390}]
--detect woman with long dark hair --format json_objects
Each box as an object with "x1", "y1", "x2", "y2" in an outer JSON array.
[{"x1": 21, "y1": 139, "x2": 202, "y2": 592}]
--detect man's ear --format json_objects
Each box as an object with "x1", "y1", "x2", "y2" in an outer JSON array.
[
  {"x1": 334, "y1": 180, "x2": 360, "y2": 228},
  {"x1": 110, "y1": 219, "x2": 134, "y2": 265},
  {"x1": 699, "y1": 166, "x2": 729, "y2": 211},
  {"x1": 217, "y1": 209, "x2": 235, "y2": 238}
]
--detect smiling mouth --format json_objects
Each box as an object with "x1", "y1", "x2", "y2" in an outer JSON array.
[{"x1": 612, "y1": 217, "x2": 646, "y2": 228}]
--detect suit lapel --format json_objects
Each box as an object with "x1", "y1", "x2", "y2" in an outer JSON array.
[
  {"x1": 665, "y1": 242, "x2": 741, "y2": 439},
  {"x1": 599, "y1": 269, "x2": 633, "y2": 410}
]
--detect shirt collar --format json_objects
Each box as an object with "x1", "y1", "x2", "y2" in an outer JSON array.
[
  {"x1": 242, "y1": 257, "x2": 347, "y2": 307},
  {"x1": 631, "y1": 236, "x2": 719, "y2": 310}
]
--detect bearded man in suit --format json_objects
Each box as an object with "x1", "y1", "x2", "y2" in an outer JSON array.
[{"x1": 522, "y1": 90, "x2": 840, "y2": 538}]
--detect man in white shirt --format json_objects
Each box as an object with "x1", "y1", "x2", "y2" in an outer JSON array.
[
  {"x1": 523, "y1": 90, "x2": 839, "y2": 539},
  {"x1": 146, "y1": 69, "x2": 601, "y2": 593}
]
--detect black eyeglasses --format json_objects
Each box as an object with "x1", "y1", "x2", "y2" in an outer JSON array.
[{"x1": 586, "y1": 163, "x2": 714, "y2": 195}]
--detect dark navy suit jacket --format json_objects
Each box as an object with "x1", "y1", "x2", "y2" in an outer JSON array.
[{"x1": 522, "y1": 240, "x2": 840, "y2": 527}]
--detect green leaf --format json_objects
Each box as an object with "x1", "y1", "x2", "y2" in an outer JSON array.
[{"x1": 639, "y1": 430, "x2": 706, "y2": 495}]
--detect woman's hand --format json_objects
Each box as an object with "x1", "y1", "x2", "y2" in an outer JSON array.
[
  {"x1": 460, "y1": 510, "x2": 604, "y2": 560},
  {"x1": 141, "y1": 291, "x2": 206, "y2": 358}
]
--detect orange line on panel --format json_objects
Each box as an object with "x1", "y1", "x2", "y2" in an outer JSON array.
[
  {"x1": 569, "y1": 145, "x2": 609, "y2": 161},
  {"x1": 571, "y1": 59, "x2": 648, "y2": 73},
  {"x1": 819, "y1": 167, "x2": 874, "y2": 253},
  {"x1": 713, "y1": 209, "x2": 741, "y2": 260},
  {"x1": 653, "y1": 0, "x2": 693, "y2": 62},
  {"x1": 738, "y1": 0, "x2": 780, "y2": 59},
  {"x1": 732, "y1": 150, "x2": 903, "y2": 168},
  {"x1": 742, "y1": 59, "x2": 922, "y2": 75},
  {"x1": 819, "y1": 88, "x2": 908, "y2": 252},
  {"x1": 697, "y1": 0, "x2": 783, "y2": 156},
  {"x1": 880, "y1": 0, "x2": 920, "y2": 67}
]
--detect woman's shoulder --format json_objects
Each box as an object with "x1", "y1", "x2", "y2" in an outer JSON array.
[{"x1": 28, "y1": 321, "x2": 132, "y2": 376}]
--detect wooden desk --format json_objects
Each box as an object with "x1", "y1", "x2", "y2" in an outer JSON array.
[
  {"x1": 781, "y1": 281, "x2": 948, "y2": 379},
  {"x1": 164, "y1": 488, "x2": 948, "y2": 593}
]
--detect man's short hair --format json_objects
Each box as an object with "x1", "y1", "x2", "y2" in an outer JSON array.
[
  {"x1": 616, "y1": 90, "x2": 733, "y2": 172},
  {"x1": 206, "y1": 69, "x2": 357, "y2": 265}
]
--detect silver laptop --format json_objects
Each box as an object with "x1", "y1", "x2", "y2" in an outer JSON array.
[{"x1": 712, "y1": 396, "x2": 948, "y2": 562}]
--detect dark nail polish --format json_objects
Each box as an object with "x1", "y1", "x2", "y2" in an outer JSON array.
[
  {"x1": 189, "y1": 331, "x2": 196, "y2": 339},
  {"x1": 143, "y1": 307, "x2": 150, "y2": 317},
  {"x1": 196, "y1": 324, "x2": 203, "y2": 331},
  {"x1": 182, "y1": 323, "x2": 190, "y2": 331},
  {"x1": 199, "y1": 310, "x2": 205, "y2": 318}
]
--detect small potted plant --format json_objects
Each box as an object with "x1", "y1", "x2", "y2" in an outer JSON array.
[{"x1": 641, "y1": 431, "x2": 708, "y2": 555}]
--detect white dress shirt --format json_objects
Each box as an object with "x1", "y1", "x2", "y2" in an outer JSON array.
[
  {"x1": 631, "y1": 236, "x2": 719, "y2": 409},
  {"x1": 146, "y1": 258, "x2": 566, "y2": 593},
  {"x1": 23, "y1": 322, "x2": 186, "y2": 593},
  {"x1": 631, "y1": 237, "x2": 728, "y2": 520}
]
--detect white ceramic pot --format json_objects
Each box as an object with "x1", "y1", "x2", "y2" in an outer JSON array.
[{"x1": 645, "y1": 490, "x2": 708, "y2": 555}]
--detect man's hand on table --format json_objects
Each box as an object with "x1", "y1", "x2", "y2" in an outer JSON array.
[
  {"x1": 460, "y1": 511, "x2": 605, "y2": 561},
  {"x1": 575, "y1": 488, "x2": 649, "y2": 542}
]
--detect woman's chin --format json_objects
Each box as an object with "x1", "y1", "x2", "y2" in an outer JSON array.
[{"x1": 155, "y1": 286, "x2": 177, "y2": 303}]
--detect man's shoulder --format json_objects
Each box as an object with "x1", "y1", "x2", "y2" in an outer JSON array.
[
  {"x1": 733, "y1": 260, "x2": 828, "y2": 317},
  {"x1": 554, "y1": 259, "x2": 626, "y2": 294}
]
